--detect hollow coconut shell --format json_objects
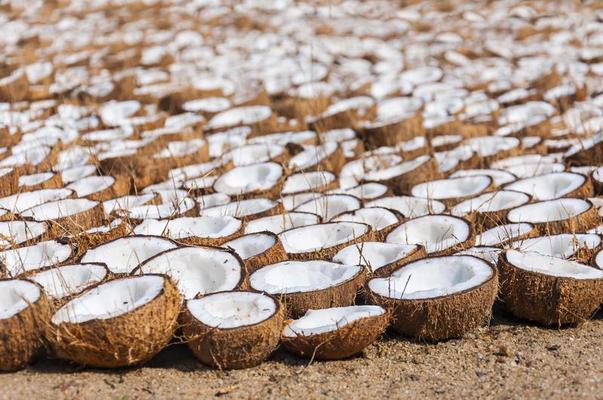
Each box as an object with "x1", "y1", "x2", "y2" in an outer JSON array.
[
  {"x1": 226, "y1": 232, "x2": 288, "y2": 274},
  {"x1": 46, "y1": 274, "x2": 181, "y2": 368},
  {"x1": 182, "y1": 293, "x2": 283, "y2": 369},
  {"x1": 498, "y1": 251, "x2": 603, "y2": 326},
  {"x1": 281, "y1": 308, "x2": 389, "y2": 360},
  {"x1": 0, "y1": 280, "x2": 50, "y2": 371},
  {"x1": 367, "y1": 256, "x2": 498, "y2": 341}
]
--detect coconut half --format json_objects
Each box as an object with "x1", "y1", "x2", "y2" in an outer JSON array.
[
  {"x1": 451, "y1": 190, "x2": 531, "y2": 229},
  {"x1": 281, "y1": 305, "x2": 388, "y2": 360},
  {"x1": 213, "y1": 162, "x2": 283, "y2": 198},
  {"x1": 137, "y1": 246, "x2": 243, "y2": 299},
  {"x1": 80, "y1": 235, "x2": 178, "y2": 274},
  {"x1": 250, "y1": 260, "x2": 365, "y2": 317},
  {"x1": 133, "y1": 216, "x2": 242, "y2": 246},
  {"x1": 411, "y1": 175, "x2": 493, "y2": 207},
  {"x1": 507, "y1": 198, "x2": 598, "y2": 234},
  {"x1": 182, "y1": 291, "x2": 282, "y2": 369},
  {"x1": 0, "y1": 220, "x2": 48, "y2": 249},
  {"x1": 0, "y1": 240, "x2": 72, "y2": 277},
  {"x1": 279, "y1": 221, "x2": 372, "y2": 260},
  {"x1": 48, "y1": 274, "x2": 180, "y2": 367},
  {"x1": 281, "y1": 171, "x2": 337, "y2": 195},
  {"x1": 366, "y1": 195, "x2": 445, "y2": 218},
  {"x1": 223, "y1": 232, "x2": 287, "y2": 273},
  {"x1": 386, "y1": 215, "x2": 473, "y2": 255},
  {"x1": 30, "y1": 263, "x2": 108, "y2": 302},
  {"x1": 499, "y1": 250, "x2": 603, "y2": 325},
  {"x1": 294, "y1": 194, "x2": 361, "y2": 222},
  {"x1": 332, "y1": 207, "x2": 399, "y2": 239},
  {"x1": 0, "y1": 279, "x2": 48, "y2": 371},
  {"x1": 20, "y1": 198, "x2": 103, "y2": 236},
  {"x1": 201, "y1": 198, "x2": 282, "y2": 221},
  {"x1": 333, "y1": 242, "x2": 425, "y2": 276},
  {"x1": 512, "y1": 233, "x2": 601, "y2": 262},
  {"x1": 244, "y1": 212, "x2": 321, "y2": 235},
  {"x1": 475, "y1": 223, "x2": 537, "y2": 247},
  {"x1": 504, "y1": 172, "x2": 592, "y2": 201},
  {"x1": 367, "y1": 255, "x2": 497, "y2": 340}
]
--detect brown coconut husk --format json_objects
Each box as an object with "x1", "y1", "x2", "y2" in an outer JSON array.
[
  {"x1": 0, "y1": 168, "x2": 18, "y2": 197},
  {"x1": 225, "y1": 232, "x2": 288, "y2": 274}
]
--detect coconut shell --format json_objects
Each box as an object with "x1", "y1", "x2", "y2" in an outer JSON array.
[
  {"x1": 0, "y1": 168, "x2": 18, "y2": 197},
  {"x1": 360, "y1": 114, "x2": 424, "y2": 149},
  {"x1": 525, "y1": 201, "x2": 599, "y2": 235},
  {"x1": 281, "y1": 311, "x2": 389, "y2": 360},
  {"x1": 47, "y1": 275, "x2": 181, "y2": 368},
  {"x1": 45, "y1": 202, "x2": 105, "y2": 238},
  {"x1": 499, "y1": 253, "x2": 603, "y2": 326},
  {"x1": 0, "y1": 284, "x2": 49, "y2": 371},
  {"x1": 368, "y1": 261, "x2": 498, "y2": 341},
  {"x1": 182, "y1": 294, "x2": 283, "y2": 369},
  {"x1": 233, "y1": 232, "x2": 288, "y2": 274}
]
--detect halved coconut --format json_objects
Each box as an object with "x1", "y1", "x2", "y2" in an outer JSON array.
[
  {"x1": 102, "y1": 193, "x2": 160, "y2": 215},
  {"x1": 30, "y1": 263, "x2": 108, "y2": 304},
  {"x1": 505, "y1": 162, "x2": 565, "y2": 179},
  {"x1": 137, "y1": 247, "x2": 243, "y2": 299},
  {"x1": 504, "y1": 172, "x2": 593, "y2": 201},
  {"x1": 19, "y1": 172, "x2": 62, "y2": 190},
  {"x1": 288, "y1": 142, "x2": 344, "y2": 173},
  {"x1": 499, "y1": 250, "x2": 603, "y2": 325},
  {"x1": 244, "y1": 212, "x2": 321, "y2": 235},
  {"x1": 450, "y1": 168, "x2": 517, "y2": 186},
  {"x1": 182, "y1": 291, "x2": 282, "y2": 369},
  {"x1": 0, "y1": 279, "x2": 48, "y2": 371},
  {"x1": 507, "y1": 198, "x2": 599, "y2": 235},
  {"x1": 593, "y1": 166, "x2": 603, "y2": 195},
  {"x1": 281, "y1": 305, "x2": 388, "y2": 360},
  {"x1": 332, "y1": 207, "x2": 399, "y2": 239},
  {"x1": 451, "y1": 190, "x2": 531, "y2": 229},
  {"x1": 196, "y1": 193, "x2": 231, "y2": 209},
  {"x1": 0, "y1": 220, "x2": 47, "y2": 249},
  {"x1": 213, "y1": 162, "x2": 284, "y2": 198},
  {"x1": 331, "y1": 182, "x2": 390, "y2": 201},
  {"x1": 594, "y1": 249, "x2": 603, "y2": 269},
  {"x1": 80, "y1": 235, "x2": 178, "y2": 274},
  {"x1": 126, "y1": 196, "x2": 197, "y2": 220},
  {"x1": 333, "y1": 242, "x2": 426, "y2": 276},
  {"x1": 223, "y1": 143, "x2": 287, "y2": 167},
  {"x1": 386, "y1": 215, "x2": 473, "y2": 255},
  {"x1": 0, "y1": 168, "x2": 18, "y2": 197},
  {"x1": 475, "y1": 223, "x2": 537, "y2": 247},
  {"x1": 20, "y1": 198, "x2": 103, "y2": 236},
  {"x1": 367, "y1": 255, "x2": 497, "y2": 340},
  {"x1": 223, "y1": 232, "x2": 287, "y2": 273},
  {"x1": 66, "y1": 175, "x2": 130, "y2": 202},
  {"x1": 279, "y1": 221, "x2": 373, "y2": 260},
  {"x1": 48, "y1": 274, "x2": 180, "y2": 367},
  {"x1": 294, "y1": 194, "x2": 361, "y2": 221},
  {"x1": 0, "y1": 240, "x2": 72, "y2": 277},
  {"x1": 250, "y1": 260, "x2": 365, "y2": 317},
  {"x1": 133, "y1": 216, "x2": 242, "y2": 246},
  {"x1": 456, "y1": 246, "x2": 503, "y2": 266},
  {"x1": 201, "y1": 198, "x2": 283, "y2": 221},
  {"x1": 411, "y1": 175, "x2": 494, "y2": 207},
  {"x1": 362, "y1": 155, "x2": 440, "y2": 194},
  {"x1": 366, "y1": 195, "x2": 445, "y2": 218},
  {"x1": 512, "y1": 233, "x2": 601, "y2": 262},
  {"x1": 281, "y1": 171, "x2": 337, "y2": 195},
  {"x1": 0, "y1": 188, "x2": 73, "y2": 215},
  {"x1": 206, "y1": 105, "x2": 274, "y2": 131}
]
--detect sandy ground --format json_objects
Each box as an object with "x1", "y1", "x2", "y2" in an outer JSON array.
[{"x1": 2, "y1": 307, "x2": 603, "y2": 400}]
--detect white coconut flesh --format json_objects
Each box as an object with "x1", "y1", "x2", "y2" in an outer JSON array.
[
  {"x1": 244, "y1": 212, "x2": 320, "y2": 235},
  {"x1": 451, "y1": 190, "x2": 530, "y2": 217},
  {"x1": 411, "y1": 176, "x2": 492, "y2": 201},
  {"x1": 507, "y1": 198, "x2": 592, "y2": 224},
  {"x1": 20, "y1": 198, "x2": 99, "y2": 221},
  {"x1": 197, "y1": 193, "x2": 231, "y2": 209},
  {"x1": 294, "y1": 194, "x2": 361, "y2": 221},
  {"x1": 505, "y1": 250, "x2": 603, "y2": 279},
  {"x1": 224, "y1": 233, "x2": 276, "y2": 260},
  {"x1": 367, "y1": 196, "x2": 445, "y2": 218},
  {"x1": 30, "y1": 263, "x2": 107, "y2": 300},
  {"x1": 289, "y1": 142, "x2": 338, "y2": 170},
  {"x1": 202, "y1": 198, "x2": 278, "y2": 218},
  {"x1": 283, "y1": 305, "x2": 385, "y2": 337},
  {"x1": 512, "y1": 234, "x2": 601, "y2": 259},
  {"x1": 207, "y1": 106, "x2": 272, "y2": 130},
  {"x1": 86, "y1": 218, "x2": 124, "y2": 235},
  {"x1": 504, "y1": 172, "x2": 586, "y2": 201},
  {"x1": 81, "y1": 236, "x2": 177, "y2": 274},
  {"x1": 103, "y1": 194, "x2": 157, "y2": 214},
  {"x1": 334, "y1": 183, "x2": 389, "y2": 200},
  {"x1": 61, "y1": 165, "x2": 97, "y2": 184},
  {"x1": 187, "y1": 291, "x2": 277, "y2": 329},
  {"x1": 133, "y1": 216, "x2": 241, "y2": 240},
  {"x1": 66, "y1": 176, "x2": 115, "y2": 197},
  {"x1": 19, "y1": 172, "x2": 55, "y2": 187},
  {"x1": 476, "y1": 223, "x2": 534, "y2": 246},
  {"x1": 332, "y1": 207, "x2": 398, "y2": 231},
  {"x1": 0, "y1": 240, "x2": 72, "y2": 276},
  {"x1": 250, "y1": 260, "x2": 362, "y2": 294},
  {"x1": 0, "y1": 220, "x2": 47, "y2": 248},
  {"x1": 225, "y1": 143, "x2": 285, "y2": 166},
  {"x1": 281, "y1": 171, "x2": 336, "y2": 195},
  {"x1": 279, "y1": 222, "x2": 370, "y2": 254},
  {"x1": 0, "y1": 280, "x2": 41, "y2": 319},
  {"x1": 362, "y1": 155, "x2": 431, "y2": 186},
  {"x1": 340, "y1": 154, "x2": 403, "y2": 188},
  {"x1": 139, "y1": 247, "x2": 242, "y2": 299},
  {"x1": 51, "y1": 275, "x2": 165, "y2": 325},
  {"x1": 126, "y1": 197, "x2": 196, "y2": 220},
  {"x1": 465, "y1": 136, "x2": 519, "y2": 157},
  {"x1": 450, "y1": 169, "x2": 517, "y2": 186},
  {"x1": 596, "y1": 251, "x2": 603, "y2": 269},
  {"x1": 333, "y1": 242, "x2": 420, "y2": 273},
  {"x1": 505, "y1": 163, "x2": 565, "y2": 179},
  {"x1": 213, "y1": 162, "x2": 283, "y2": 196},
  {"x1": 456, "y1": 246, "x2": 502, "y2": 265},
  {"x1": 0, "y1": 188, "x2": 73, "y2": 214},
  {"x1": 594, "y1": 167, "x2": 603, "y2": 185},
  {"x1": 386, "y1": 215, "x2": 471, "y2": 254},
  {"x1": 368, "y1": 255, "x2": 493, "y2": 300},
  {"x1": 281, "y1": 192, "x2": 322, "y2": 211}
]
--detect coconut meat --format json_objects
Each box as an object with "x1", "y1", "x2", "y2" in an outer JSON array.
[
  {"x1": 202, "y1": 198, "x2": 278, "y2": 218},
  {"x1": 213, "y1": 162, "x2": 283, "y2": 195},
  {"x1": 411, "y1": 176, "x2": 492, "y2": 200},
  {"x1": 133, "y1": 216, "x2": 241, "y2": 239},
  {"x1": 386, "y1": 215, "x2": 470, "y2": 253},
  {"x1": 476, "y1": 223, "x2": 534, "y2": 246},
  {"x1": 451, "y1": 190, "x2": 530, "y2": 216},
  {"x1": 224, "y1": 233, "x2": 276, "y2": 260},
  {"x1": 283, "y1": 305, "x2": 385, "y2": 337},
  {"x1": 279, "y1": 222, "x2": 369, "y2": 254},
  {"x1": 187, "y1": 291, "x2": 276, "y2": 329},
  {"x1": 333, "y1": 242, "x2": 419, "y2": 272},
  {"x1": 51, "y1": 275, "x2": 165, "y2": 324},
  {"x1": 332, "y1": 207, "x2": 398, "y2": 231},
  {"x1": 505, "y1": 172, "x2": 586, "y2": 201},
  {"x1": 294, "y1": 194, "x2": 361, "y2": 221},
  {"x1": 281, "y1": 171, "x2": 336, "y2": 195},
  {"x1": 507, "y1": 198, "x2": 591, "y2": 223},
  {"x1": 244, "y1": 212, "x2": 320, "y2": 234},
  {"x1": 30, "y1": 263, "x2": 107, "y2": 300},
  {"x1": 20, "y1": 198, "x2": 98, "y2": 220},
  {"x1": 513, "y1": 234, "x2": 601, "y2": 259},
  {"x1": 0, "y1": 240, "x2": 72, "y2": 276},
  {"x1": 505, "y1": 249, "x2": 603, "y2": 279},
  {"x1": 367, "y1": 196, "x2": 445, "y2": 218},
  {"x1": 369, "y1": 255, "x2": 493, "y2": 300},
  {"x1": 0, "y1": 280, "x2": 41, "y2": 319}
]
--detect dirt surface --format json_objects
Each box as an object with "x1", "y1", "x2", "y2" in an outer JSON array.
[{"x1": 2, "y1": 309, "x2": 603, "y2": 400}]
